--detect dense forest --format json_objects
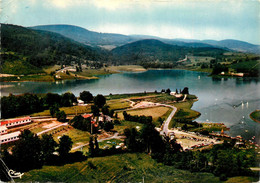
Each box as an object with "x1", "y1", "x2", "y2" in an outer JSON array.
[
  {"x1": 1, "y1": 24, "x2": 108, "y2": 74},
  {"x1": 111, "y1": 39, "x2": 226, "y2": 64}
]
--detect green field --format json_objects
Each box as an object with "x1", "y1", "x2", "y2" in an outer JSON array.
[
  {"x1": 169, "y1": 100, "x2": 201, "y2": 129},
  {"x1": 107, "y1": 65, "x2": 146, "y2": 72},
  {"x1": 20, "y1": 153, "x2": 257, "y2": 183},
  {"x1": 231, "y1": 60, "x2": 260, "y2": 71},
  {"x1": 113, "y1": 121, "x2": 144, "y2": 134},
  {"x1": 31, "y1": 105, "x2": 92, "y2": 117},
  {"x1": 20, "y1": 153, "x2": 219, "y2": 183},
  {"x1": 107, "y1": 99, "x2": 131, "y2": 110}
]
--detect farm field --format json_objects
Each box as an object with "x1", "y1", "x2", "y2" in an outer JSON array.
[
  {"x1": 117, "y1": 106, "x2": 171, "y2": 120},
  {"x1": 31, "y1": 105, "x2": 92, "y2": 117}
]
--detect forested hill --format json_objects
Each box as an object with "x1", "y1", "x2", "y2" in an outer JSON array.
[
  {"x1": 31, "y1": 24, "x2": 260, "y2": 54},
  {"x1": 111, "y1": 39, "x2": 226, "y2": 64},
  {"x1": 1, "y1": 24, "x2": 106, "y2": 75},
  {"x1": 30, "y1": 24, "x2": 136, "y2": 46}
]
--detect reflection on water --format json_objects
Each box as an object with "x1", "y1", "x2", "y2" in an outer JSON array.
[{"x1": 1, "y1": 70, "x2": 260, "y2": 143}]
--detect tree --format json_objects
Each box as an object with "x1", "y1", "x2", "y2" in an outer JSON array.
[
  {"x1": 181, "y1": 87, "x2": 189, "y2": 94},
  {"x1": 158, "y1": 117, "x2": 164, "y2": 125},
  {"x1": 50, "y1": 104, "x2": 60, "y2": 117},
  {"x1": 166, "y1": 88, "x2": 171, "y2": 94},
  {"x1": 41, "y1": 134, "x2": 57, "y2": 163},
  {"x1": 109, "y1": 109, "x2": 115, "y2": 118},
  {"x1": 94, "y1": 136, "x2": 99, "y2": 153},
  {"x1": 91, "y1": 105, "x2": 100, "y2": 117},
  {"x1": 89, "y1": 136, "x2": 95, "y2": 157},
  {"x1": 211, "y1": 63, "x2": 228, "y2": 75},
  {"x1": 104, "y1": 122, "x2": 114, "y2": 132},
  {"x1": 56, "y1": 110, "x2": 67, "y2": 122},
  {"x1": 80, "y1": 91, "x2": 93, "y2": 103},
  {"x1": 69, "y1": 115, "x2": 92, "y2": 132},
  {"x1": 102, "y1": 105, "x2": 110, "y2": 115},
  {"x1": 94, "y1": 94, "x2": 106, "y2": 108},
  {"x1": 140, "y1": 123, "x2": 164, "y2": 154},
  {"x1": 124, "y1": 128, "x2": 141, "y2": 152},
  {"x1": 12, "y1": 129, "x2": 42, "y2": 171},
  {"x1": 61, "y1": 92, "x2": 77, "y2": 107},
  {"x1": 44, "y1": 93, "x2": 61, "y2": 107},
  {"x1": 58, "y1": 135, "x2": 73, "y2": 157}
]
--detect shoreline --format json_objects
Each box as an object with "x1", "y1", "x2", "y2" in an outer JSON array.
[
  {"x1": 1, "y1": 65, "x2": 258, "y2": 83},
  {"x1": 250, "y1": 110, "x2": 260, "y2": 123}
]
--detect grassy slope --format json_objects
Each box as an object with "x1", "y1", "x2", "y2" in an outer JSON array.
[
  {"x1": 250, "y1": 110, "x2": 260, "y2": 123},
  {"x1": 20, "y1": 153, "x2": 222, "y2": 183},
  {"x1": 1, "y1": 60, "x2": 44, "y2": 75},
  {"x1": 169, "y1": 100, "x2": 201, "y2": 129}
]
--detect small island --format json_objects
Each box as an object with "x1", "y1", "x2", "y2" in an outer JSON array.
[{"x1": 250, "y1": 110, "x2": 260, "y2": 123}]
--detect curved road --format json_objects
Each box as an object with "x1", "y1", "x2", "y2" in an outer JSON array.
[{"x1": 159, "y1": 104, "x2": 177, "y2": 136}]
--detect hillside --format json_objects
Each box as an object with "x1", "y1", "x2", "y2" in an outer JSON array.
[
  {"x1": 111, "y1": 39, "x2": 226, "y2": 64},
  {"x1": 1, "y1": 24, "x2": 105, "y2": 75},
  {"x1": 30, "y1": 24, "x2": 260, "y2": 54},
  {"x1": 201, "y1": 39, "x2": 260, "y2": 54},
  {"x1": 20, "y1": 153, "x2": 221, "y2": 183},
  {"x1": 30, "y1": 24, "x2": 136, "y2": 46}
]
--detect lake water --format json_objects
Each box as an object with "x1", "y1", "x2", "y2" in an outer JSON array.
[{"x1": 1, "y1": 70, "x2": 260, "y2": 143}]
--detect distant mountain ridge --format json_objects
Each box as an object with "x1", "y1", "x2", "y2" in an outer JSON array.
[
  {"x1": 30, "y1": 24, "x2": 260, "y2": 54},
  {"x1": 30, "y1": 24, "x2": 136, "y2": 46}
]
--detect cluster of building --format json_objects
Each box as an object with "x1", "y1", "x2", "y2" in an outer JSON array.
[{"x1": 0, "y1": 116, "x2": 32, "y2": 144}]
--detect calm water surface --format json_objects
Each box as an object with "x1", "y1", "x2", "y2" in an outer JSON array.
[{"x1": 1, "y1": 70, "x2": 260, "y2": 143}]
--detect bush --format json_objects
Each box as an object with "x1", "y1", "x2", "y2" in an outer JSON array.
[
  {"x1": 87, "y1": 161, "x2": 97, "y2": 169},
  {"x1": 219, "y1": 174, "x2": 227, "y2": 181}
]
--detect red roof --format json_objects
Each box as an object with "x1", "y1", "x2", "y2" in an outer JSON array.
[
  {"x1": 0, "y1": 116, "x2": 31, "y2": 126},
  {"x1": 82, "y1": 114, "x2": 93, "y2": 119}
]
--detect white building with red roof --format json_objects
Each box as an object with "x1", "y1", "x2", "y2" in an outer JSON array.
[{"x1": 0, "y1": 116, "x2": 32, "y2": 128}]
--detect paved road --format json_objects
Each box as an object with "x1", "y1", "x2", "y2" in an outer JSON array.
[
  {"x1": 114, "y1": 100, "x2": 177, "y2": 136},
  {"x1": 159, "y1": 104, "x2": 177, "y2": 136}
]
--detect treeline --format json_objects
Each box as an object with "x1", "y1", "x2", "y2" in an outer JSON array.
[
  {"x1": 1, "y1": 92, "x2": 77, "y2": 119},
  {"x1": 163, "y1": 141, "x2": 256, "y2": 181},
  {"x1": 123, "y1": 111, "x2": 153, "y2": 124},
  {"x1": 1, "y1": 24, "x2": 107, "y2": 74},
  {"x1": 2, "y1": 130, "x2": 84, "y2": 173},
  {"x1": 123, "y1": 122, "x2": 256, "y2": 181},
  {"x1": 138, "y1": 61, "x2": 177, "y2": 69}
]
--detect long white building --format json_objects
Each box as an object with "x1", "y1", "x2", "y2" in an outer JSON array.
[
  {"x1": 0, "y1": 116, "x2": 32, "y2": 128},
  {"x1": 0, "y1": 131, "x2": 21, "y2": 144}
]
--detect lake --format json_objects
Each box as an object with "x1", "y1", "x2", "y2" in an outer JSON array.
[{"x1": 1, "y1": 70, "x2": 260, "y2": 143}]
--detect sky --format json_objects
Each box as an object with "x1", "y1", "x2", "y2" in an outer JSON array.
[{"x1": 1, "y1": 0, "x2": 260, "y2": 44}]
